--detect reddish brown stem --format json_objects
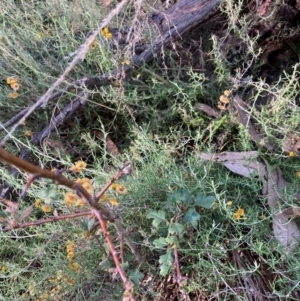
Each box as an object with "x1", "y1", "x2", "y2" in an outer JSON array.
[
  {"x1": 92, "y1": 208, "x2": 135, "y2": 299},
  {"x1": 173, "y1": 240, "x2": 189, "y2": 300},
  {"x1": 3, "y1": 211, "x2": 93, "y2": 232}
]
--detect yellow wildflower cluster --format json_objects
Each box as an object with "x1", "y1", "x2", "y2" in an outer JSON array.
[
  {"x1": 218, "y1": 90, "x2": 231, "y2": 111},
  {"x1": 100, "y1": 27, "x2": 113, "y2": 39},
  {"x1": 101, "y1": 183, "x2": 128, "y2": 206},
  {"x1": 233, "y1": 208, "x2": 247, "y2": 220},
  {"x1": 110, "y1": 183, "x2": 127, "y2": 195},
  {"x1": 70, "y1": 160, "x2": 87, "y2": 172},
  {"x1": 6, "y1": 76, "x2": 20, "y2": 99},
  {"x1": 35, "y1": 292, "x2": 50, "y2": 301},
  {"x1": 64, "y1": 192, "x2": 77, "y2": 206},
  {"x1": 68, "y1": 261, "x2": 81, "y2": 272},
  {"x1": 66, "y1": 240, "x2": 81, "y2": 273},
  {"x1": 34, "y1": 198, "x2": 52, "y2": 213},
  {"x1": 66, "y1": 240, "x2": 76, "y2": 261},
  {"x1": 47, "y1": 270, "x2": 76, "y2": 299},
  {"x1": 64, "y1": 178, "x2": 94, "y2": 207},
  {"x1": 28, "y1": 283, "x2": 36, "y2": 296}
]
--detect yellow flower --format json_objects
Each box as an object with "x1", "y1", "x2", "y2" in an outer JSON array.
[
  {"x1": 10, "y1": 82, "x2": 20, "y2": 91},
  {"x1": 106, "y1": 32, "x2": 112, "y2": 39},
  {"x1": 99, "y1": 193, "x2": 108, "y2": 203},
  {"x1": 9, "y1": 92, "x2": 18, "y2": 99},
  {"x1": 183, "y1": 173, "x2": 189, "y2": 179},
  {"x1": 219, "y1": 95, "x2": 230, "y2": 104},
  {"x1": 223, "y1": 90, "x2": 231, "y2": 97},
  {"x1": 109, "y1": 198, "x2": 119, "y2": 206},
  {"x1": 100, "y1": 27, "x2": 112, "y2": 39},
  {"x1": 56, "y1": 270, "x2": 64, "y2": 280},
  {"x1": 115, "y1": 184, "x2": 127, "y2": 195},
  {"x1": 110, "y1": 183, "x2": 119, "y2": 191},
  {"x1": 66, "y1": 241, "x2": 75, "y2": 252},
  {"x1": 75, "y1": 199, "x2": 86, "y2": 207},
  {"x1": 1, "y1": 266, "x2": 7, "y2": 272},
  {"x1": 28, "y1": 284, "x2": 35, "y2": 296},
  {"x1": 100, "y1": 27, "x2": 109, "y2": 35},
  {"x1": 296, "y1": 171, "x2": 300, "y2": 178},
  {"x1": 64, "y1": 192, "x2": 77, "y2": 206},
  {"x1": 66, "y1": 277, "x2": 76, "y2": 285},
  {"x1": 217, "y1": 103, "x2": 226, "y2": 111},
  {"x1": 41, "y1": 204, "x2": 52, "y2": 213},
  {"x1": 67, "y1": 251, "x2": 75, "y2": 261},
  {"x1": 76, "y1": 178, "x2": 90, "y2": 185},
  {"x1": 82, "y1": 182, "x2": 93, "y2": 195},
  {"x1": 290, "y1": 151, "x2": 295, "y2": 157},
  {"x1": 6, "y1": 76, "x2": 18, "y2": 85},
  {"x1": 24, "y1": 130, "x2": 32, "y2": 136},
  {"x1": 69, "y1": 262, "x2": 81, "y2": 273},
  {"x1": 70, "y1": 160, "x2": 87, "y2": 172},
  {"x1": 226, "y1": 201, "x2": 233, "y2": 206},
  {"x1": 34, "y1": 199, "x2": 42, "y2": 208},
  {"x1": 122, "y1": 59, "x2": 131, "y2": 65},
  {"x1": 48, "y1": 276, "x2": 56, "y2": 283},
  {"x1": 233, "y1": 208, "x2": 246, "y2": 220}
]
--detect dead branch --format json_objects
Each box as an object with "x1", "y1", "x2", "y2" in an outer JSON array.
[
  {"x1": 1, "y1": 0, "x2": 129, "y2": 144},
  {"x1": 2, "y1": 211, "x2": 93, "y2": 232}
]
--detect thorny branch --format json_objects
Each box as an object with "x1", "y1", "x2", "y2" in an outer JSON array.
[
  {"x1": 0, "y1": 146, "x2": 138, "y2": 299},
  {"x1": 2, "y1": 211, "x2": 93, "y2": 232}
]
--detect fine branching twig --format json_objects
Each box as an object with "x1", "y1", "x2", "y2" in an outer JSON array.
[{"x1": 2, "y1": 211, "x2": 93, "y2": 232}]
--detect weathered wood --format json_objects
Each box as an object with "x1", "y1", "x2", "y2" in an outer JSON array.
[{"x1": 134, "y1": 0, "x2": 220, "y2": 65}]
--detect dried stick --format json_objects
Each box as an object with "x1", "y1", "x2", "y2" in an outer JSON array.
[
  {"x1": 2, "y1": 211, "x2": 93, "y2": 232},
  {"x1": 173, "y1": 240, "x2": 189, "y2": 300},
  {"x1": 2, "y1": 0, "x2": 220, "y2": 140},
  {"x1": 1, "y1": 0, "x2": 129, "y2": 144},
  {"x1": 18, "y1": 89, "x2": 89, "y2": 162}
]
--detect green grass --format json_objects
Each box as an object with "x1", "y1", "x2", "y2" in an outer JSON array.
[{"x1": 1, "y1": 0, "x2": 300, "y2": 300}]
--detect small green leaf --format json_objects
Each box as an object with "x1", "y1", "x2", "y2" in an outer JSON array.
[
  {"x1": 159, "y1": 251, "x2": 174, "y2": 276},
  {"x1": 169, "y1": 223, "x2": 184, "y2": 236},
  {"x1": 166, "y1": 189, "x2": 193, "y2": 206},
  {"x1": 146, "y1": 210, "x2": 166, "y2": 228},
  {"x1": 99, "y1": 260, "x2": 113, "y2": 270},
  {"x1": 129, "y1": 270, "x2": 144, "y2": 285},
  {"x1": 195, "y1": 192, "x2": 215, "y2": 209},
  {"x1": 40, "y1": 187, "x2": 58, "y2": 202},
  {"x1": 160, "y1": 264, "x2": 170, "y2": 277},
  {"x1": 87, "y1": 218, "x2": 96, "y2": 231},
  {"x1": 165, "y1": 235, "x2": 176, "y2": 245},
  {"x1": 202, "y1": 196, "x2": 215, "y2": 209},
  {"x1": 153, "y1": 237, "x2": 168, "y2": 248},
  {"x1": 183, "y1": 208, "x2": 200, "y2": 228},
  {"x1": 195, "y1": 192, "x2": 204, "y2": 205},
  {"x1": 0, "y1": 211, "x2": 8, "y2": 218}
]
